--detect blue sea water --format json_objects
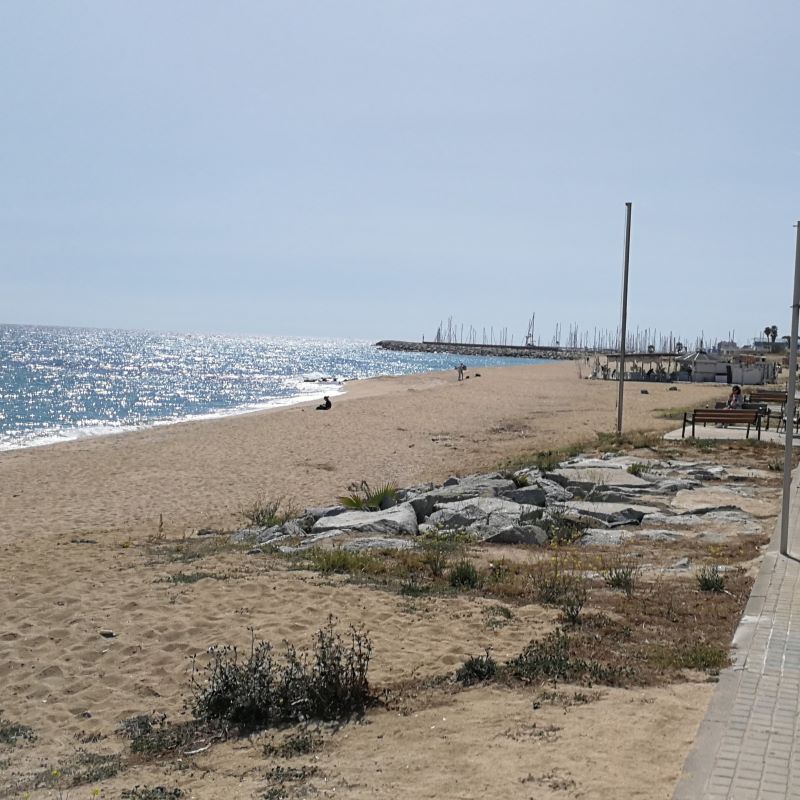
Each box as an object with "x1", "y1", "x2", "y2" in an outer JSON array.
[{"x1": 0, "y1": 324, "x2": 551, "y2": 451}]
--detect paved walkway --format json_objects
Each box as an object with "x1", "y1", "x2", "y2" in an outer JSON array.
[{"x1": 673, "y1": 470, "x2": 800, "y2": 799}]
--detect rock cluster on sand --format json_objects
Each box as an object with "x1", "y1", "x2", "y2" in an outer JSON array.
[{"x1": 231, "y1": 453, "x2": 769, "y2": 553}]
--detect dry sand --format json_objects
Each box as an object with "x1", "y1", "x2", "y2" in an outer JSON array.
[{"x1": 0, "y1": 362, "x2": 733, "y2": 798}]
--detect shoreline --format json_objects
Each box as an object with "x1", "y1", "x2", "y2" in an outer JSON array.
[{"x1": 0, "y1": 382, "x2": 347, "y2": 455}]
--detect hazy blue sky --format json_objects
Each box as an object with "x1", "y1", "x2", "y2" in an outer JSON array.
[{"x1": 1, "y1": 2, "x2": 797, "y2": 345}]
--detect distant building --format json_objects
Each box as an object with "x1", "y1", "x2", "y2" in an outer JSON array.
[
  {"x1": 749, "y1": 338, "x2": 787, "y2": 353},
  {"x1": 714, "y1": 340, "x2": 739, "y2": 355},
  {"x1": 676, "y1": 351, "x2": 776, "y2": 384}
]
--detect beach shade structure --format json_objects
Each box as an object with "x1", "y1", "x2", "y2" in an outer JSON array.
[{"x1": 605, "y1": 351, "x2": 677, "y2": 382}]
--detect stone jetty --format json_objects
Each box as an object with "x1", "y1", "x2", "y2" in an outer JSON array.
[{"x1": 375, "y1": 339, "x2": 583, "y2": 360}]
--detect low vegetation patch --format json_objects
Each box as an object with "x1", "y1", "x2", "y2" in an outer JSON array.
[
  {"x1": 191, "y1": 618, "x2": 373, "y2": 728},
  {"x1": 483, "y1": 603, "x2": 513, "y2": 629},
  {"x1": 262, "y1": 729, "x2": 323, "y2": 758},
  {"x1": 241, "y1": 495, "x2": 298, "y2": 529},
  {"x1": 121, "y1": 787, "x2": 184, "y2": 800},
  {"x1": 0, "y1": 715, "x2": 35, "y2": 746},
  {"x1": 448, "y1": 559, "x2": 480, "y2": 589},
  {"x1": 533, "y1": 689, "x2": 602, "y2": 708},
  {"x1": 650, "y1": 641, "x2": 729, "y2": 673},
  {"x1": 28, "y1": 750, "x2": 121, "y2": 791},
  {"x1": 595, "y1": 430, "x2": 662, "y2": 452},
  {"x1": 119, "y1": 714, "x2": 220, "y2": 756},
  {"x1": 262, "y1": 765, "x2": 319, "y2": 799},
  {"x1": 456, "y1": 650, "x2": 497, "y2": 686},
  {"x1": 164, "y1": 571, "x2": 219, "y2": 584},
  {"x1": 507, "y1": 628, "x2": 630, "y2": 686},
  {"x1": 305, "y1": 547, "x2": 377, "y2": 575}
]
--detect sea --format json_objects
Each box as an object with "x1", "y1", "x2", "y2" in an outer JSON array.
[{"x1": 0, "y1": 324, "x2": 551, "y2": 452}]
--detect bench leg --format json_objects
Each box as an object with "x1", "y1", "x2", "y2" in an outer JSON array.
[
  {"x1": 682, "y1": 414, "x2": 687, "y2": 438},
  {"x1": 745, "y1": 422, "x2": 750, "y2": 439}
]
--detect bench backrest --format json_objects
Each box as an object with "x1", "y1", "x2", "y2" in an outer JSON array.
[
  {"x1": 692, "y1": 409, "x2": 759, "y2": 423},
  {"x1": 748, "y1": 392, "x2": 787, "y2": 403}
]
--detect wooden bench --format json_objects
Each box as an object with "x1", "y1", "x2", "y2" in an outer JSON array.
[
  {"x1": 682, "y1": 408, "x2": 761, "y2": 440},
  {"x1": 746, "y1": 392, "x2": 788, "y2": 430},
  {"x1": 746, "y1": 391, "x2": 787, "y2": 408},
  {"x1": 714, "y1": 401, "x2": 772, "y2": 429}
]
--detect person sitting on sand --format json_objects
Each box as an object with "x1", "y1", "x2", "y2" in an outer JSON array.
[
  {"x1": 725, "y1": 385, "x2": 743, "y2": 409},
  {"x1": 316, "y1": 396, "x2": 332, "y2": 411}
]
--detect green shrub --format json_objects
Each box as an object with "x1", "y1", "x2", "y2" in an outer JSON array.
[
  {"x1": 626, "y1": 462, "x2": 648, "y2": 477},
  {"x1": 560, "y1": 580, "x2": 588, "y2": 625},
  {"x1": 540, "y1": 505, "x2": 585, "y2": 544},
  {"x1": 449, "y1": 559, "x2": 480, "y2": 589},
  {"x1": 417, "y1": 531, "x2": 468, "y2": 578},
  {"x1": 240, "y1": 495, "x2": 296, "y2": 528},
  {"x1": 602, "y1": 558, "x2": 639, "y2": 596},
  {"x1": 339, "y1": 481, "x2": 397, "y2": 511},
  {"x1": 534, "y1": 450, "x2": 561, "y2": 472},
  {"x1": 675, "y1": 642, "x2": 729, "y2": 672},
  {"x1": 191, "y1": 618, "x2": 373, "y2": 728},
  {"x1": 456, "y1": 650, "x2": 497, "y2": 686},
  {"x1": 697, "y1": 565, "x2": 726, "y2": 593},
  {"x1": 529, "y1": 555, "x2": 583, "y2": 605}
]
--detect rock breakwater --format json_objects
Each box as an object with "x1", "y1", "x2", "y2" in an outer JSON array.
[{"x1": 375, "y1": 340, "x2": 582, "y2": 360}]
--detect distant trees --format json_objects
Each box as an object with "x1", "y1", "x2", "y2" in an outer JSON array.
[{"x1": 763, "y1": 325, "x2": 779, "y2": 351}]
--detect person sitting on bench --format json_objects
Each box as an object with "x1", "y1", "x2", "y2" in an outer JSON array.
[
  {"x1": 316, "y1": 396, "x2": 332, "y2": 411},
  {"x1": 726, "y1": 385, "x2": 743, "y2": 409}
]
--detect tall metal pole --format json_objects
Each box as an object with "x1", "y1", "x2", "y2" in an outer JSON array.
[
  {"x1": 779, "y1": 221, "x2": 800, "y2": 555},
  {"x1": 617, "y1": 202, "x2": 633, "y2": 434}
]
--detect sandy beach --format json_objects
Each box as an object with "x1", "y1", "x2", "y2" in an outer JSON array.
[
  {"x1": 0, "y1": 362, "x2": 748, "y2": 798},
  {"x1": 0, "y1": 361, "x2": 723, "y2": 543}
]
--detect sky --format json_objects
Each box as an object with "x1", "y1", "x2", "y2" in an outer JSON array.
[{"x1": 1, "y1": 1, "x2": 798, "y2": 346}]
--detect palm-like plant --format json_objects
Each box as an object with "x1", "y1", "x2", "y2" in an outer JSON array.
[
  {"x1": 770, "y1": 325, "x2": 778, "y2": 343},
  {"x1": 339, "y1": 481, "x2": 397, "y2": 511}
]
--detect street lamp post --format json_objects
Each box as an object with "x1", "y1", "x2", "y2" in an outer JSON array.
[
  {"x1": 617, "y1": 202, "x2": 633, "y2": 434},
  {"x1": 780, "y1": 222, "x2": 800, "y2": 556}
]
